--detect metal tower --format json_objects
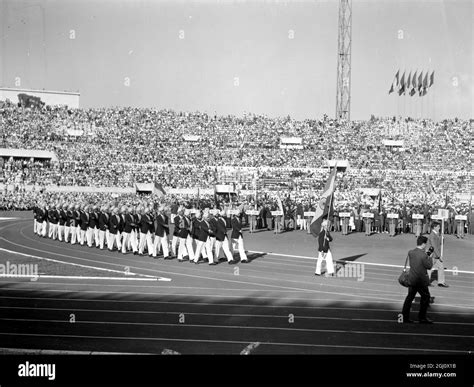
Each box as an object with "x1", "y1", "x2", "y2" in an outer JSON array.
[{"x1": 336, "y1": 0, "x2": 352, "y2": 121}]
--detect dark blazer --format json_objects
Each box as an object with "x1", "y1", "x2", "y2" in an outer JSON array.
[
  {"x1": 198, "y1": 220, "x2": 210, "y2": 242},
  {"x1": 59, "y1": 209, "x2": 67, "y2": 226},
  {"x1": 139, "y1": 214, "x2": 149, "y2": 234},
  {"x1": 155, "y1": 213, "x2": 169, "y2": 238},
  {"x1": 38, "y1": 208, "x2": 47, "y2": 222},
  {"x1": 74, "y1": 210, "x2": 81, "y2": 228},
  {"x1": 133, "y1": 213, "x2": 141, "y2": 232},
  {"x1": 66, "y1": 210, "x2": 73, "y2": 227},
  {"x1": 147, "y1": 213, "x2": 155, "y2": 234},
  {"x1": 209, "y1": 217, "x2": 218, "y2": 238},
  {"x1": 109, "y1": 214, "x2": 120, "y2": 235},
  {"x1": 48, "y1": 209, "x2": 59, "y2": 224},
  {"x1": 231, "y1": 216, "x2": 243, "y2": 239},
  {"x1": 123, "y1": 213, "x2": 134, "y2": 234},
  {"x1": 89, "y1": 211, "x2": 99, "y2": 229},
  {"x1": 119, "y1": 214, "x2": 126, "y2": 233},
  {"x1": 98, "y1": 212, "x2": 109, "y2": 231},
  {"x1": 172, "y1": 215, "x2": 180, "y2": 236},
  {"x1": 177, "y1": 215, "x2": 190, "y2": 239},
  {"x1": 192, "y1": 218, "x2": 201, "y2": 239},
  {"x1": 80, "y1": 211, "x2": 89, "y2": 231},
  {"x1": 215, "y1": 217, "x2": 228, "y2": 242},
  {"x1": 407, "y1": 247, "x2": 433, "y2": 287},
  {"x1": 318, "y1": 230, "x2": 332, "y2": 253}
]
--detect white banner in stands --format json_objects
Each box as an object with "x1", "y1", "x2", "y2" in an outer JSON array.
[
  {"x1": 362, "y1": 212, "x2": 375, "y2": 218},
  {"x1": 246, "y1": 210, "x2": 259, "y2": 216},
  {"x1": 455, "y1": 215, "x2": 467, "y2": 221},
  {"x1": 304, "y1": 212, "x2": 315, "y2": 217},
  {"x1": 412, "y1": 214, "x2": 424, "y2": 220},
  {"x1": 387, "y1": 213, "x2": 399, "y2": 219},
  {"x1": 271, "y1": 211, "x2": 283, "y2": 216},
  {"x1": 338, "y1": 212, "x2": 351, "y2": 217}
]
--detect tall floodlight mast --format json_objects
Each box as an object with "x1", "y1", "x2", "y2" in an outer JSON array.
[{"x1": 336, "y1": 0, "x2": 352, "y2": 121}]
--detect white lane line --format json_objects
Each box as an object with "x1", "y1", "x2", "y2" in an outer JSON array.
[
  {"x1": 2, "y1": 307, "x2": 472, "y2": 326},
  {"x1": 0, "y1": 247, "x2": 171, "y2": 282},
  {"x1": 2, "y1": 294, "x2": 473, "y2": 315},
  {"x1": 0, "y1": 332, "x2": 466, "y2": 353},
  {"x1": 248, "y1": 250, "x2": 474, "y2": 274},
  {"x1": 0, "y1": 274, "x2": 161, "y2": 281},
  {"x1": 0, "y1": 287, "x2": 472, "y2": 310},
  {"x1": 1, "y1": 318, "x2": 473, "y2": 340}
]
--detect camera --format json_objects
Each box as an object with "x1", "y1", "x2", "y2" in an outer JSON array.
[{"x1": 426, "y1": 246, "x2": 434, "y2": 256}]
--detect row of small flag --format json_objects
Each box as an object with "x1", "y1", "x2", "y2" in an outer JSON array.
[{"x1": 388, "y1": 70, "x2": 434, "y2": 96}]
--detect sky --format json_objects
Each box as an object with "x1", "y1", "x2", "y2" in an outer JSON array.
[{"x1": 0, "y1": 0, "x2": 472, "y2": 121}]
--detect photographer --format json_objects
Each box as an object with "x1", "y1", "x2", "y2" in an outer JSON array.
[{"x1": 401, "y1": 236, "x2": 434, "y2": 324}]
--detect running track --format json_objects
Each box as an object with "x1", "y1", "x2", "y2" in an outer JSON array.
[{"x1": 0, "y1": 213, "x2": 473, "y2": 355}]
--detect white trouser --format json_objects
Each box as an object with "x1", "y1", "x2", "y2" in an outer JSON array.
[
  {"x1": 215, "y1": 236, "x2": 234, "y2": 262},
  {"x1": 107, "y1": 232, "x2": 121, "y2": 251},
  {"x1": 39, "y1": 222, "x2": 47, "y2": 237},
  {"x1": 154, "y1": 232, "x2": 169, "y2": 257},
  {"x1": 64, "y1": 226, "x2": 70, "y2": 243},
  {"x1": 208, "y1": 237, "x2": 216, "y2": 258},
  {"x1": 131, "y1": 230, "x2": 139, "y2": 251},
  {"x1": 49, "y1": 223, "x2": 58, "y2": 239},
  {"x1": 194, "y1": 239, "x2": 213, "y2": 263},
  {"x1": 171, "y1": 235, "x2": 179, "y2": 256},
  {"x1": 70, "y1": 225, "x2": 77, "y2": 244},
  {"x1": 121, "y1": 232, "x2": 137, "y2": 254},
  {"x1": 178, "y1": 237, "x2": 189, "y2": 260},
  {"x1": 58, "y1": 225, "x2": 64, "y2": 241},
  {"x1": 186, "y1": 235, "x2": 194, "y2": 261},
  {"x1": 99, "y1": 229, "x2": 107, "y2": 249},
  {"x1": 139, "y1": 232, "x2": 153, "y2": 255},
  {"x1": 94, "y1": 227, "x2": 100, "y2": 247},
  {"x1": 232, "y1": 236, "x2": 248, "y2": 261},
  {"x1": 34, "y1": 219, "x2": 38, "y2": 234},
  {"x1": 80, "y1": 229, "x2": 87, "y2": 245},
  {"x1": 86, "y1": 228, "x2": 94, "y2": 247},
  {"x1": 315, "y1": 250, "x2": 334, "y2": 275},
  {"x1": 76, "y1": 226, "x2": 81, "y2": 243}
]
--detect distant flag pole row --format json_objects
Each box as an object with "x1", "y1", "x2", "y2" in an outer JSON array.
[{"x1": 388, "y1": 70, "x2": 434, "y2": 96}]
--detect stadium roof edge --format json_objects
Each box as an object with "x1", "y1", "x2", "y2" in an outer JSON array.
[{"x1": 0, "y1": 86, "x2": 80, "y2": 96}]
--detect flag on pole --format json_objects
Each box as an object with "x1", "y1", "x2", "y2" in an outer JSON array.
[
  {"x1": 398, "y1": 72, "x2": 406, "y2": 96},
  {"x1": 388, "y1": 70, "x2": 400, "y2": 94},
  {"x1": 429, "y1": 71, "x2": 435, "y2": 87},
  {"x1": 418, "y1": 71, "x2": 423, "y2": 95},
  {"x1": 310, "y1": 167, "x2": 337, "y2": 237},
  {"x1": 410, "y1": 71, "x2": 417, "y2": 96},
  {"x1": 377, "y1": 189, "x2": 383, "y2": 213},
  {"x1": 406, "y1": 72, "x2": 412, "y2": 93},
  {"x1": 421, "y1": 72, "x2": 429, "y2": 96}
]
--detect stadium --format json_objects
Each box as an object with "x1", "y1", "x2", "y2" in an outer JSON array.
[{"x1": 0, "y1": 0, "x2": 472, "y2": 385}]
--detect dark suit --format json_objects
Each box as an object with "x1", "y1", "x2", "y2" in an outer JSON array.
[
  {"x1": 402, "y1": 247, "x2": 433, "y2": 321},
  {"x1": 318, "y1": 230, "x2": 332, "y2": 252},
  {"x1": 123, "y1": 213, "x2": 134, "y2": 234},
  {"x1": 109, "y1": 214, "x2": 120, "y2": 235},
  {"x1": 98, "y1": 212, "x2": 109, "y2": 231},
  {"x1": 155, "y1": 213, "x2": 169, "y2": 238},
  {"x1": 215, "y1": 217, "x2": 228, "y2": 241},
  {"x1": 231, "y1": 216, "x2": 243, "y2": 240},
  {"x1": 80, "y1": 211, "x2": 89, "y2": 231}
]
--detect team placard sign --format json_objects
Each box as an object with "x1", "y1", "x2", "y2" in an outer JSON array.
[
  {"x1": 304, "y1": 211, "x2": 316, "y2": 217},
  {"x1": 246, "y1": 210, "x2": 260, "y2": 216},
  {"x1": 387, "y1": 213, "x2": 399, "y2": 219},
  {"x1": 455, "y1": 215, "x2": 467, "y2": 221},
  {"x1": 362, "y1": 212, "x2": 374, "y2": 218},
  {"x1": 338, "y1": 212, "x2": 351, "y2": 217},
  {"x1": 271, "y1": 211, "x2": 283, "y2": 216},
  {"x1": 412, "y1": 214, "x2": 424, "y2": 220}
]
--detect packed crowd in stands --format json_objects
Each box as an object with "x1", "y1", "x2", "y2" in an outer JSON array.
[{"x1": 0, "y1": 100, "x2": 472, "y2": 216}]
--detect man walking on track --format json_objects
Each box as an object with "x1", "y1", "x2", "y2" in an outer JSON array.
[
  {"x1": 401, "y1": 235, "x2": 434, "y2": 324},
  {"x1": 315, "y1": 219, "x2": 334, "y2": 277}
]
